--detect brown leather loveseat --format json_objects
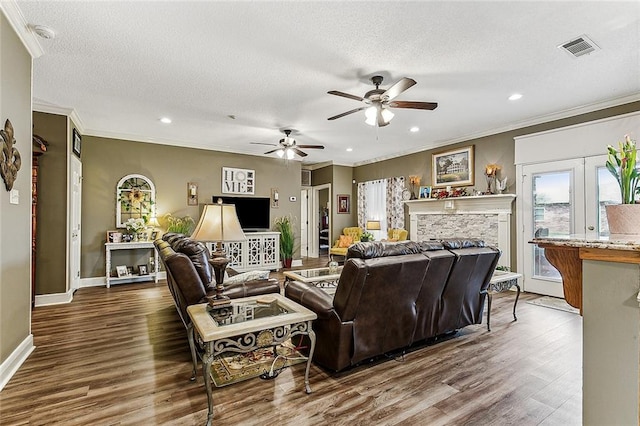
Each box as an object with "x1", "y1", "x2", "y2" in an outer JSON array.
[
  {"x1": 285, "y1": 239, "x2": 500, "y2": 371},
  {"x1": 155, "y1": 233, "x2": 280, "y2": 374}
]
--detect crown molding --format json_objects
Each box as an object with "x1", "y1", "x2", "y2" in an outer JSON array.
[
  {"x1": 352, "y1": 93, "x2": 640, "y2": 167},
  {"x1": 0, "y1": 1, "x2": 43, "y2": 58},
  {"x1": 33, "y1": 100, "x2": 86, "y2": 134}
]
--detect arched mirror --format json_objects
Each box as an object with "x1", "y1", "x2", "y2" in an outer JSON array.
[{"x1": 116, "y1": 174, "x2": 156, "y2": 228}]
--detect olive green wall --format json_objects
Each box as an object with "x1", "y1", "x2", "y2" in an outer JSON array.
[
  {"x1": 0, "y1": 12, "x2": 33, "y2": 368},
  {"x1": 81, "y1": 136, "x2": 301, "y2": 278},
  {"x1": 354, "y1": 101, "x2": 640, "y2": 269},
  {"x1": 33, "y1": 112, "x2": 68, "y2": 295},
  {"x1": 310, "y1": 164, "x2": 355, "y2": 243}
]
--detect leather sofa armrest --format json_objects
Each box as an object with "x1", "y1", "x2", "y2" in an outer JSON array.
[
  {"x1": 222, "y1": 278, "x2": 280, "y2": 298},
  {"x1": 285, "y1": 281, "x2": 335, "y2": 320}
]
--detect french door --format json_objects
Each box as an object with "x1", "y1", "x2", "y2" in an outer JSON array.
[{"x1": 522, "y1": 155, "x2": 621, "y2": 296}]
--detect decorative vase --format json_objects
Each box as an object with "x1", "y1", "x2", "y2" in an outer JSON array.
[
  {"x1": 282, "y1": 258, "x2": 292, "y2": 269},
  {"x1": 605, "y1": 204, "x2": 640, "y2": 235}
]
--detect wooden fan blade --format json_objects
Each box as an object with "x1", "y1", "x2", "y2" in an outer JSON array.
[
  {"x1": 388, "y1": 101, "x2": 438, "y2": 110},
  {"x1": 296, "y1": 144, "x2": 325, "y2": 149},
  {"x1": 328, "y1": 106, "x2": 367, "y2": 120},
  {"x1": 264, "y1": 148, "x2": 281, "y2": 155},
  {"x1": 382, "y1": 77, "x2": 416, "y2": 101},
  {"x1": 251, "y1": 142, "x2": 278, "y2": 146},
  {"x1": 327, "y1": 90, "x2": 365, "y2": 102},
  {"x1": 292, "y1": 148, "x2": 308, "y2": 157}
]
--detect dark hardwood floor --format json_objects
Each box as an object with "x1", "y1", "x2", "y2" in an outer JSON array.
[{"x1": 1, "y1": 258, "x2": 582, "y2": 425}]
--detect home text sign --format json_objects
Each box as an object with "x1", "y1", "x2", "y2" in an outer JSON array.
[{"x1": 222, "y1": 167, "x2": 255, "y2": 194}]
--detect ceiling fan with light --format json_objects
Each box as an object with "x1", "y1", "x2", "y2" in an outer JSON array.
[
  {"x1": 251, "y1": 130, "x2": 324, "y2": 159},
  {"x1": 327, "y1": 76, "x2": 438, "y2": 127}
]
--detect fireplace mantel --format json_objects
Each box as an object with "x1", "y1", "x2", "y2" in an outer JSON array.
[{"x1": 406, "y1": 194, "x2": 516, "y2": 268}]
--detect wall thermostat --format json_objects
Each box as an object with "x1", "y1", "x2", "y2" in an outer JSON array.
[{"x1": 289, "y1": 196, "x2": 297, "y2": 202}]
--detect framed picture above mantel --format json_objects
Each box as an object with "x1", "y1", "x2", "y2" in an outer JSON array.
[{"x1": 432, "y1": 145, "x2": 474, "y2": 188}]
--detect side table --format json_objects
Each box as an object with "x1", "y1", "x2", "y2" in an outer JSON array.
[
  {"x1": 486, "y1": 270, "x2": 522, "y2": 331},
  {"x1": 187, "y1": 294, "x2": 317, "y2": 426}
]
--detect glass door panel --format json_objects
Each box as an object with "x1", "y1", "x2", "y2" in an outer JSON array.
[
  {"x1": 532, "y1": 171, "x2": 572, "y2": 280},
  {"x1": 522, "y1": 158, "x2": 584, "y2": 297},
  {"x1": 585, "y1": 155, "x2": 622, "y2": 238}
]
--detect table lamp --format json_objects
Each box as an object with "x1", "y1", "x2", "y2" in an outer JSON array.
[
  {"x1": 366, "y1": 220, "x2": 381, "y2": 240},
  {"x1": 191, "y1": 199, "x2": 246, "y2": 308}
]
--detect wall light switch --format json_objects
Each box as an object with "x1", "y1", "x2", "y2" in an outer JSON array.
[{"x1": 9, "y1": 189, "x2": 19, "y2": 204}]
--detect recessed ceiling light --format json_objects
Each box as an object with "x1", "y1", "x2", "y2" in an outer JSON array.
[
  {"x1": 346, "y1": 148, "x2": 353, "y2": 152},
  {"x1": 160, "y1": 117, "x2": 172, "y2": 124},
  {"x1": 410, "y1": 126, "x2": 420, "y2": 133},
  {"x1": 508, "y1": 93, "x2": 523, "y2": 101}
]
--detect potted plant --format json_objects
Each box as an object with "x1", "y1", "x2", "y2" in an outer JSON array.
[
  {"x1": 360, "y1": 231, "x2": 374, "y2": 242},
  {"x1": 605, "y1": 134, "x2": 640, "y2": 234},
  {"x1": 164, "y1": 213, "x2": 195, "y2": 235},
  {"x1": 273, "y1": 215, "x2": 295, "y2": 268}
]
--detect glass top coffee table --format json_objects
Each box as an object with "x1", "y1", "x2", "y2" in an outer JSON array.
[
  {"x1": 187, "y1": 294, "x2": 317, "y2": 425},
  {"x1": 283, "y1": 266, "x2": 343, "y2": 296}
]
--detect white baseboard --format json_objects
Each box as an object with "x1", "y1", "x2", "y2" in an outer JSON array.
[
  {"x1": 34, "y1": 289, "x2": 74, "y2": 307},
  {"x1": 0, "y1": 334, "x2": 35, "y2": 392}
]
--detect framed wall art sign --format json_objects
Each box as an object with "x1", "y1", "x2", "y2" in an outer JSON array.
[
  {"x1": 72, "y1": 128, "x2": 82, "y2": 158},
  {"x1": 337, "y1": 194, "x2": 350, "y2": 214},
  {"x1": 432, "y1": 145, "x2": 474, "y2": 188},
  {"x1": 222, "y1": 167, "x2": 255, "y2": 194}
]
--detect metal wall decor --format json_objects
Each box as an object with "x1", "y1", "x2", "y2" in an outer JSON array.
[{"x1": 1, "y1": 119, "x2": 22, "y2": 191}]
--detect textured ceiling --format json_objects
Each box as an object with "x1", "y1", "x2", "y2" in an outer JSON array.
[{"x1": 15, "y1": 1, "x2": 640, "y2": 166}]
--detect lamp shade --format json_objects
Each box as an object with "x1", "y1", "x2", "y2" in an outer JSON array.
[
  {"x1": 366, "y1": 220, "x2": 381, "y2": 230},
  {"x1": 191, "y1": 203, "x2": 246, "y2": 242},
  {"x1": 147, "y1": 216, "x2": 160, "y2": 228}
]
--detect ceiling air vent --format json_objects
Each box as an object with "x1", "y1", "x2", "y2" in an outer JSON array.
[
  {"x1": 559, "y1": 35, "x2": 599, "y2": 58},
  {"x1": 301, "y1": 169, "x2": 311, "y2": 187}
]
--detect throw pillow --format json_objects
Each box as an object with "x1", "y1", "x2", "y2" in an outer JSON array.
[
  {"x1": 391, "y1": 229, "x2": 402, "y2": 240},
  {"x1": 338, "y1": 235, "x2": 353, "y2": 248},
  {"x1": 224, "y1": 270, "x2": 270, "y2": 285}
]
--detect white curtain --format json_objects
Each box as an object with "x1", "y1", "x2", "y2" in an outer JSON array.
[{"x1": 358, "y1": 179, "x2": 388, "y2": 239}]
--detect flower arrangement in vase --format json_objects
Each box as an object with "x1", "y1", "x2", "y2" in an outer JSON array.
[{"x1": 605, "y1": 134, "x2": 640, "y2": 234}]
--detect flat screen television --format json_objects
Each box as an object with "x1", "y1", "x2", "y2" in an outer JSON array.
[{"x1": 213, "y1": 196, "x2": 271, "y2": 231}]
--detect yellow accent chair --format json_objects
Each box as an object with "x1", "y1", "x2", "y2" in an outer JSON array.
[
  {"x1": 329, "y1": 227, "x2": 363, "y2": 257},
  {"x1": 385, "y1": 228, "x2": 408, "y2": 242}
]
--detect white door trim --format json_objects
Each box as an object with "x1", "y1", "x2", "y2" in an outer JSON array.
[{"x1": 309, "y1": 183, "x2": 331, "y2": 258}]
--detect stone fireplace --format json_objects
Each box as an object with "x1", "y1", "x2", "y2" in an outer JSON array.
[{"x1": 405, "y1": 194, "x2": 516, "y2": 268}]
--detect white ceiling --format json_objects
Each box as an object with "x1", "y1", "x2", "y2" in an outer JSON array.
[{"x1": 14, "y1": 1, "x2": 640, "y2": 166}]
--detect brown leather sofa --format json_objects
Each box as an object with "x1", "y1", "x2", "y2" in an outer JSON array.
[
  {"x1": 154, "y1": 233, "x2": 280, "y2": 375},
  {"x1": 285, "y1": 239, "x2": 500, "y2": 371}
]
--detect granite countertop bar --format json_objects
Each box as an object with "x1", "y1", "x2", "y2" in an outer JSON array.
[{"x1": 531, "y1": 235, "x2": 640, "y2": 251}]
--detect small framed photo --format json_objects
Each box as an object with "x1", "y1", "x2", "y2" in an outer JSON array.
[
  {"x1": 72, "y1": 128, "x2": 82, "y2": 158},
  {"x1": 107, "y1": 230, "x2": 123, "y2": 243},
  {"x1": 150, "y1": 231, "x2": 158, "y2": 240},
  {"x1": 337, "y1": 194, "x2": 350, "y2": 214},
  {"x1": 138, "y1": 265, "x2": 149, "y2": 275},
  {"x1": 116, "y1": 265, "x2": 128, "y2": 278},
  {"x1": 419, "y1": 186, "x2": 432, "y2": 199},
  {"x1": 432, "y1": 145, "x2": 475, "y2": 188}
]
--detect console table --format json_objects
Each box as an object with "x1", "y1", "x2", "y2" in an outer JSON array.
[
  {"x1": 205, "y1": 231, "x2": 280, "y2": 271},
  {"x1": 105, "y1": 241, "x2": 159, "y2": 288}
]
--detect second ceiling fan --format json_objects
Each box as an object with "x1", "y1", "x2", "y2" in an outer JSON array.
[
  {"x1": 327, "y1": 76, "x2": 438, "y2": 127},
  {"x1": 251, "y1": 130, "x2": 324, "y2": 159}
]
